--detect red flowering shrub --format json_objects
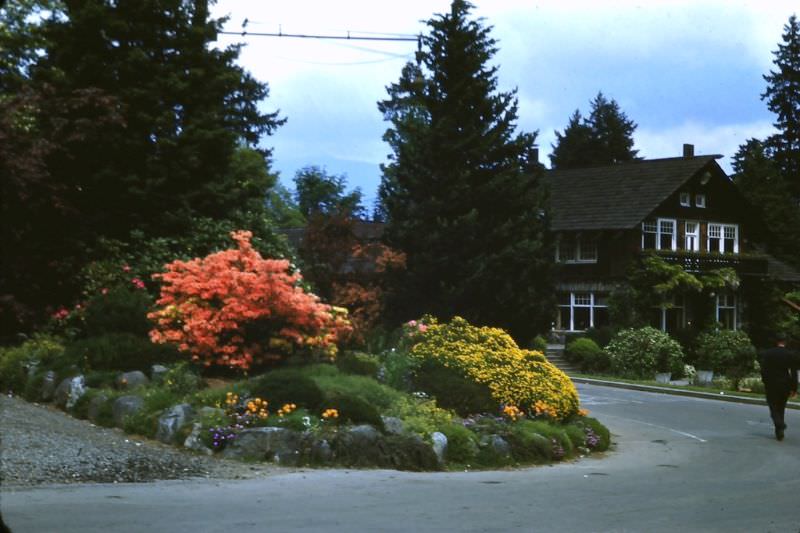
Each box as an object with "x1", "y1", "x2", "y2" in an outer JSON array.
[{"x1": 148, "y1": 231, "x2": 351, "y2": 370}]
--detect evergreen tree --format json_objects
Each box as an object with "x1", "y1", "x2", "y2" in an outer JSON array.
[
  {"x1": 378, "y1": 0, "x2": 553, "y2": 340},
  {"x1": 1, "y1": 0, "x2": 285, "y2": 337},
  {"x1": 762, "y1": 14, "x2": 800, "y2": 199},
  {"x1": 550, "y1": 91, "x2": 638, "y2": 169},
  {"x1": 293, "y1": 166, "x2": 365, "y2": 219}
]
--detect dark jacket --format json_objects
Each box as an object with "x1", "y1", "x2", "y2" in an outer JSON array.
[{"x1": 759, "y1": 346, "x2": 800, "y2": 393}]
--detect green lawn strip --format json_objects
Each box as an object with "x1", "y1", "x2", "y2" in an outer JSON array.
[{"x1": 570, "y1": 373, "x2": 800, "y2": 407}]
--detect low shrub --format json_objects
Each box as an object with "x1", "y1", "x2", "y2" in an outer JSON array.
[
  {"x1": 0, "y1": 335, "x2": 65, "y2": 393},
  {"x1": 737, "y1": 376, "x2": 765, "y2": 394},
  {"x1": 160, "y1": 362, "x2": 203, "y2": 395},
  {"x1": 191, "y1": 382, "x2": 251, "y2": 409},
  {"x1": 85, "y1": 370, "x2": 118, "y2": 389},
  {"x1": 376, "y1": 348, "x2": 415, "y2": 391},
  {"x1": 411, "y1": 359, "x2": 498, "y2": 416},
  {"x1": 249, "y1": 369, "x2": 325, "y2": 412},
  {"x1": 306, "y1": 364, "x2": 403, "y2": 411},
  {"x1": 565, "y1": 338, "x2": 608, "y2": 373},
  {"x1": 409, "y1": 317, "x2": 579, "y2": 420},
  {"x1": 507, "y1": 422, "x2": 553, "y2": 462},
  {"x1": 336, "y1": 351, "x2": 380, "y2": 377},
  {"x1": 324, "y1": 393, "x2": 384, "y2": 431},
  {"x1": 695, "y1": 329, "x2": 757, "y2": 387},
  {"x1": 605, "y1": 327, "x2": 684, "y2": 379},
  {"x1": 439, "y1": 423, "x2": 479, "y2": 464},
  {"x1": 583, "y1": 327, "x2": 615, "y2": 349},
  {"x1": 63, "y1": 333, "x2": 180, "y2": 372},
  {"x1": 529, "y1": 335, "x2": 548, "y2": 352},
  {"x1": 386, "y1": 396, "x2": 454, "y2": 437}
]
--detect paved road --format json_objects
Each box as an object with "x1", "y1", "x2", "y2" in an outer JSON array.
[{"x1": 3, "y1": 383, "x2": 800, "y2": 532}]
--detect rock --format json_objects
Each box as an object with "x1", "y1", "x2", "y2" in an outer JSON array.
[
  {"x1": 381, "y1": 416, "x2": 405, "y2": 435},
  {"x1": 156, "y1": 403, "x2": 195, "y2": 444},
  {"x1": 87, "y1": 393, "x2": 110, "y2": 423},
  {"x1": 309, "y1": 438, "x2": 333, "y2": 463},
  {"x1": 54, "y1": 375, "x2": 86, "y2": 410},
  {"x1": 482, "y1": 434, "x2": 511, "y2": 458},
  {"x1": 183, "y1": 422, "x2": 213, "y2": 455},
  {"x1": 112, "y1": 395, "x2": 144, "y2": 427},
  {"x1": 150, "y1": 365, "x2": 169, "y2": 384},
  {"x1": 222, "y1": 427, "x2": 302, "y2": 464},
  {"x1": 347, "y1": 424, "x2": 381, "y2": 442},
  {"x1": 40, "y1": 371, "x2": 58, "y2": 402},
  {"x1": 115, "y1": 371, "x2": 149, "y2": 390},
  {"x1": 431, "y1": 431, "x2": 448, "y2": 464}
]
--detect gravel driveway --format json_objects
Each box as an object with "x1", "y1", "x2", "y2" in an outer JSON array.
[{"x1": 0, "y1": 394, "x2": 287, "y2": 489}]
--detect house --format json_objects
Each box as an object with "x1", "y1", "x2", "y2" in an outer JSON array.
[{"x1": 544, "y1": 144, "x2": 798, "y2": 335}]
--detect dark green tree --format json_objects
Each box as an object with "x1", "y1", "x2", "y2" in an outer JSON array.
[
  {"x1": 550, "y1": 92, "x2": 638, "y2": 169},
  {"x1": 378, "y1": 0, "x2": 553, "y2": 340},
  {"x1": 762, "y1": 14, "x2": 800, "y2": 197},
  {"x1": 1, "y1": 0, "x2": 286, "y2": 338},
  {"x1": 293, "y1": 166, "x2": 365, "y2": 218}
]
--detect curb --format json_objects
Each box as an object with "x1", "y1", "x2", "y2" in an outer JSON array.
[{"x1": 572, "y1": 377, "x2": 800, "y2": 410}]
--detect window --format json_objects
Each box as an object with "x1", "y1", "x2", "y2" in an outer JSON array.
[
  {"x1": 659, "y1": 219, "x2": 676, "y2": 250},
  {"x1": 716, "y1": 291, "x2": 738, "y2": 330},
  {"x1": 556, "y1": 292, "x2": 609, "y2": 331},
  {"x1": 708, "y1": 223, "x2": 738, "y2": 254},
  {"x1": 642, "y1": 221, "x2": 657, "y2": 249},
  {"x1": 685, "y1": 221, "x2": 699, "y2": 252},
  {"x1": 680, "y1": 192, "x2": 691, "y2": 207},
  {"x1": 695, "y1": 194, "x2": 706, "y2": 208},
  {"x1": 651, "y1": 296, "x2": 685, "y2": 334},
  {"x1": 556, "y1": 236, "x2": 597, "y2": 263}
]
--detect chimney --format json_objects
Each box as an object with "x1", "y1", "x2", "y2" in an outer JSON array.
[{"x1": 683, "y1": 143, "x2": 695, "y2": 158}]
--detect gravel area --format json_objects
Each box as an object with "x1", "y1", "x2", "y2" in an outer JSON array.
[{"x1": 0, "y1": 394, "x2": 288, "y2": 489}]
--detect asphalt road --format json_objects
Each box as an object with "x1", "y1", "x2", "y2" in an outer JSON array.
[{"x1": 3, "y1": 383, "x2": 800, "y2": 533}]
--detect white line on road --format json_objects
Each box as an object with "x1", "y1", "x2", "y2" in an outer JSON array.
[{"x1": 600, "y1": 413, "x2": 708, "y2": 442}]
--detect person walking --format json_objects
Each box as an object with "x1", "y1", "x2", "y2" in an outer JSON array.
[{"x1": 759, "y1": 334, "x2": 799, "y2": 441}]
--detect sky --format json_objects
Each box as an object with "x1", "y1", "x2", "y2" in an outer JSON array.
[{"x1": 210, "y1": 1, "x2": 798, "y2": 209}]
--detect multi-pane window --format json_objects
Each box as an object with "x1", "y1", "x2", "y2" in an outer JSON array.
[
  {"x1": 556, "y1": 236, "x2": 597, "y2": 263},
  {"x1": 650, "y1": 296, "x2": 685, "y2": 334},
  {"x1": 708, "y1": 223, "x2": 738, "y2": 254},
  {"x1": 556, "y1": 292, "x2": 609, "y2": 331},
  {"x1": 685, "y1": 221, "x2": 700, "y2": 251},
  {"x1": 642, "y1": 219, "x2": 676, "y2": 251},
  {"x1": 716, "y1": 291, "x2": 737, "y2": 330},
  {"x1": 679, "y1": 192, "x2": 691, "y2": 207}
]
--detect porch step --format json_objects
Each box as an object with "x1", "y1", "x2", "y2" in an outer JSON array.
[{"x1": 544, "y1": 344, "x2": 578, "y2": 374}]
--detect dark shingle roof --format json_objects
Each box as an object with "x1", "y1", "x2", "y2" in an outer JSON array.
[{"x1": 543, "y1": 156, "x2": 721, "y2": 231}]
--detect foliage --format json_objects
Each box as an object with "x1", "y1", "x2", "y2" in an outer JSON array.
[
  {"x1": 409, "y1": 317, "x2": 579, "y2": 420},
  {"x1": 386, "y1": 395, "x2": 454, "y2": 437},
  {"x1": 123, "y1": 386, "x2": 182, "y2": 438},
  {"x1": 149, "y1": 231, "x2": 352, "y2": 370},
  {"x1": 293, "y1": 166, "x2": 365, "y2": 219},
  {"x1": 82, "y1": 286, "x2": 154, "y2": 338},
  {"x1": 566, "y1": 338, "x2": 609, "y2": 373},
  {"x1": 0, "y1": 334, "x2": 65, "y2": 392},
  {"x1": 529, "y1": 335, "x2": 548, "y2": 352},
  {"x1": 605, "y1": 327, "x2": 685, "y2": 378},
  {"x1": 249, "y1": 369, "x2": 325, "y2": 412},
  {"x1": 377, "y1": 0, "x2": 554, "y2": 340},
  {"x1": 160, "y1": 362, "x2": 204, "y2": 396},
  {"x1": 336, "y1": 351, "x2": 381, "y2": 377},
  {"x1": 323, "y1": 393, "x2": 385, "y2": 431},
  {"x1": 63, "y1": 332, "x2": 180, "y2": 372},
  {"x1": 439, "y1": 422, "x2": 480, "y2": 464},
  {"x1": 1, "y1": 0, "x2": 286, "y2": 338},
  {"x1": 309, "y1": 364, "x2": 404, "y2": 411},
  {"x1": 695, "y1": 329, "x2": 757, "y2": 385},
  {"x1": 550, "y1": 92, "x2": 638, "y2": 169}
]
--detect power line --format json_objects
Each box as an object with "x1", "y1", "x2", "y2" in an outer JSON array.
[{"x1": 219, "y1": 30, "x2": 419, "y2": 43}]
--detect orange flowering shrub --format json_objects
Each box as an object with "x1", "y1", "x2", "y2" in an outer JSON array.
[{"x1": 148, "y1": 231, "x2": 352, "y2": 369}]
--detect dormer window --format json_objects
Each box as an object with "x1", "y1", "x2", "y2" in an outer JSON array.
[
  {"x1": 695, "y1": 194, "x2": 706, "y2": 208},
  {"x1": 680, "y1": 192, "x2": 691, "y2": 207}
]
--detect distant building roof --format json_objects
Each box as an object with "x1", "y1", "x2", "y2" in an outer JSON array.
[{"x1": 543, "y1": 155, "x2": 722, "y2": 231}]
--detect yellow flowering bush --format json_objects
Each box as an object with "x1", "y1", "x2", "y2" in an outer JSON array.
[{"x1": 409, "y1": 317, "x2": 579, "y2": 421}]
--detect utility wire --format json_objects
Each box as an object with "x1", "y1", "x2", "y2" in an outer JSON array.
[{"x1": 219, "y1": 30, "x2": 419, "y2": 43}]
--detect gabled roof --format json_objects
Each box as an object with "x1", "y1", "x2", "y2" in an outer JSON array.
[{"x1": 543, "y1": 155, "x2": 722, "y2": 231}]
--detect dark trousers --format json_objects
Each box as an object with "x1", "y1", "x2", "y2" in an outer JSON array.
[{"x1": 765, "y1": 384, "x2": 790, "y2": 430}]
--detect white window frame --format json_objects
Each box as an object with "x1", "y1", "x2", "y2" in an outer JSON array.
[
  {"x1": 684, "y1": 221, "x2": 700, "y2": 252},
  {"x1": 557, "y1": 292, "x2": 609, "y2": 331},
  {"x1": 657, "y1": 218, "x2": 677, "y2": 251},
  {"x1": 679, "y1": 192, "x2": 691, "y2": 207},
  {"x1": 642, "y1": 221, "x2": 657, "y2": 249},
  {"x1": 695, "y1": 194, "x2": 706, "y2": 208},
  {"x1": 716, "y1": 291, "x2": 738, "y2": 330},
  {"x1": 707, "y1": 222, "x2": 739, "y2": 254},
  {"x1": 654, "y1": 295, "x2": 686, "y2": 332}
]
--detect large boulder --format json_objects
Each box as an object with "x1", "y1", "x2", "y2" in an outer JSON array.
[
  {"x1": 54, "y1": 375, "x2": 86, "y2": 410},
  {"x1": 40, "y1": 370, "x2": 58, "y2": 402},
  {"x1": 156, "y1": 403, "x2": 195, "y2": 444},
  {"x1": 381, "y1": 416, "x2": 406, "y2": 436},
  {"x1": 115, "y1": 370, "x2": 149, "y2": 390},
  {"x1": 222, "y1": 427, "x2": 303, "y2": 464},
  {"x1": 112, "y1": 395, "x2": 144, "y2": 427},
  {"x1": 330, "y1": 425, "x2": 440, "y2": 471},
  {"x1": 150, "y1": 364, "x2": 169, "y2": 384},
  {"x1": 431, "y1": 431, "x2": 448, "y2": 465}
]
